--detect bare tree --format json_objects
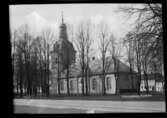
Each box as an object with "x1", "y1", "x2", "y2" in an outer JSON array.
[
  {"x1": 52, "y1": 42, "x2": 61, "y2": 95},
  {"x1": 119, "y1": 4, "x2": 163, "y2": 95},
  {"x1": 12, "y1": 23, "x2": 62, "y2": 97},
  {"x1": 75, "y1": 23, "x2": 86, "y2": 95},
  {"x1": 84, "y1": 22, "x2": 93, "y2": 95},
  {"x1": 75, "y1": 21, "x2": 93, "y2": 95},
  {"x1": 98, "y1": 23, "x2": 111, "y2": 95},
  {"x1": 126, "y1": 25, "x2": 143, "y2": 95},
  {"x1": 109, "y1": 34, "x2": 122, "y2": 94},
  {"x1": 11, "y1": 29, "x2": 19, "y2": 95},
  {"x1": 30, "y1": 38, "x2": 41, "y2": 96},
  {"x1": 54, "y1": 23, "x2": 76, "y2": 96},
  {"x1": 123, "y1": 4, "x2": 162, "y2": 70},
  {"x1": 15, "y1": 40, "x2": 24, "y2": 97},
  {"x1": 36, "y1": 36, "x2": 44, "y2": 96},
  {"x1": 67, "y1": 23, "x2": 81, "y2": 94},
  {"x1": 13, "y1": 24, "x2": 33, "y2": 96},
  {"x1": 63, "y1": 41, "x2": 76, "y2": 96},
  {"x1": 123, "y1": 32, "x2": 136, "y2": 89},
  {"x1": 40, "y1": 28, "x2": 54, "y2": 96}
]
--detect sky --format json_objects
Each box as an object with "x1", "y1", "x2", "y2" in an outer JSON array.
[{"x1": 9, "y1": 4, "x2": 142, "y2": 63}]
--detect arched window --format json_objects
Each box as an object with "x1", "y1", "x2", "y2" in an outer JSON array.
[
  {"x1": 92, "y1": 78, "x2": 97, "y2": 90},
  {"x1": 106, "y1": 77, "x2": 111, "y2": 89}
]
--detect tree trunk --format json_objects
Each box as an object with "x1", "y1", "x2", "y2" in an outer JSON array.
[
  {"x1": 144, "y1": 71, "x2": 149, "y2": 95},
  {"x1": 85, "y1": 68, "x2": 88, "y2": 96},
  {"x1": 57, "y1": 55, "x2": 60, "y2": 95},
  {"x1": 130, "y1": 66, "x2": 134, "y2": 89},
  {"x1": 66, "y1": 65, "x2": 70, "y2": 96},
  {"x1": 19, "y1": 80, "x2": 23, "y2": 97},
  {"x1": 19, "y1": 71, "x2": 23, "y2": 97},
  {"x1": 82, "y1": 73, "x2": 84, "y2": 96},
  {"x1": 57, "y1": 79, "x2": 60, "y2": 95},
  {"x1": 102, "y1": 72, "x2": 106, "y2": 95},
  {"x1": 77, "y1": 77, "x2": 79, "y2": 94},
  {"x1": 102, "y1": 57, "x2": 106, "y2": 95},
  {"x1": 137, "y1": 70, "x2": 141, "y2": 95},
  {"x1": 115, "y1": 76, "x2": 119, "y2": 95}
]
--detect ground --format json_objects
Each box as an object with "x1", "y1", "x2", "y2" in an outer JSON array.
[
  {"x1": 14, "y1": 96, "x2": 165, "y2": 113},
  {"x1": 14, "y1": 105, "x2": 86, "y2": 113}
]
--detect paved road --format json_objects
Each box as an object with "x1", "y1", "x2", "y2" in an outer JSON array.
[{"x1": 14, "y1": 99, "x2": 166, "y2": 113}]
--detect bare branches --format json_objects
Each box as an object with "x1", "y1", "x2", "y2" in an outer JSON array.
[
  {"x1": 12, "y1": 23, "x2": 59, "y2": 96},
  {"x1": 74, "y1": 21, "x2": 93, "y2": 95},
  {"x1": 120, "y1": 4, "x2": 163, "y2": 74},
  {"x1": 97, "y1": 22, "x2": 111, "y2": 95}
]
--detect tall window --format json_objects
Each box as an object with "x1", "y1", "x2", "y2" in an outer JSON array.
[
  {"x1": 92, "y1": 78, "x2": 97, "y2": 90},
  {"x1": 60, "y1": 80, "x2": 64, "y2": 91},
  {"x1": 106, "y1": 77, "x2": 111, "y2": 89}
]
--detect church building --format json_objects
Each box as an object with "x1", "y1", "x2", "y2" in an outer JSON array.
[{"x1": 49, "y1": 15, "x2": 139, "y2": 95}]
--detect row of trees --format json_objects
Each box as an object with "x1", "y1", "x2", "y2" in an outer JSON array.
[
  {"x1": 73, "y1": 22, "x2": 123, "y2": 95},
  {"x1": 65, "y1": 4, "x2": 163, "y2": 95},
  {"x1": 12, "y1": 25, "x2": 54, "y2": 97},
  {"x1": 12, "y1": 4, "x2": 163, "y2": 97},
  {"x1": 12, "y1": 22, "x2": 123, "y2": 97},
  {"x1": 122, "y1": 4, "x2": 163, "y2": 95},
  {"x1": 75, "y1": 22, "x2": 93, "y2": 95}
]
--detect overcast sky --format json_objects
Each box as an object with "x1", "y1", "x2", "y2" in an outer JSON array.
[
  {"x1": 9, "y1": 4, "x2": 143, "y2": 62},
  {"x1": 9, "y1": 4, "x2": 140, "y2": 37}
]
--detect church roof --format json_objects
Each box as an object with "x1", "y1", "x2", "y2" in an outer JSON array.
[
  {"x1": 90, "y1": 56, "x2": 137, "y2": 75},
  {"x1": 51, "y1": 56, "x2": 137, "y2": 79}
]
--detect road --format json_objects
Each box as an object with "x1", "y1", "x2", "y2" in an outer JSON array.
[{"x1": 14, "y1": 99, "x2": 166, "y2": 113}]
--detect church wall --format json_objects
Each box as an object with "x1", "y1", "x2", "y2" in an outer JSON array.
[
  {"x1": 140, "y1": 79, "x2": 164, "y2": 93},
  {"x1": 49, "y1": 79, "x2": 58, "y2": 95},
  {"x1": 69, "y1": 78, "x2": 78, "y2": 94},
  {"x1": 155, "y1": 82, "x2": 164, "y2": 92},
  {"x1": 77, "y1": 77, "x2": 83, "y2": 94},
  {"x1": 78, "y1": 77, "x2": 84, "y2": 94},
  {"x1": 140, "y1": 80, "x2": 146, "y2": 92},
  {"x1": 60, "y1": 79, "x2": 67, "y2": 94},
  {"x1": 49, "y1": 73, "x2": 139, "y2": 95},
  {"x1": 117, "y1": 73, "x2": 134, "y2": 89}
]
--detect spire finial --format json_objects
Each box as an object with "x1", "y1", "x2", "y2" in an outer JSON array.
[{"x1": 61, "y1": 11, "x2": 64, "y2": 24}]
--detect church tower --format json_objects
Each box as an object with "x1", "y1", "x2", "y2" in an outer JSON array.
[
  {"x1": 59, "y1": 12, "x2": 68, "y2": 41},
  {"x1": 51, "y1": 12, "x2": 76, "y2": 71}
]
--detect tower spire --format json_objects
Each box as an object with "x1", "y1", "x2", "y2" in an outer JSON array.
[{"x1": 61, "y1": 11, "x2": 64, "y2": 24}]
